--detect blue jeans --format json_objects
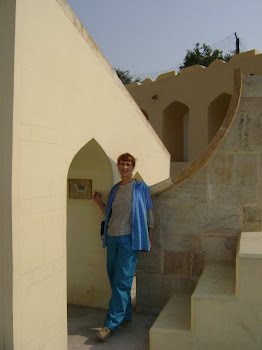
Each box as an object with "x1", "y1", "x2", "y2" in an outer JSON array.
[{"x1": 104, "y1": 235, "x2": 138, "y2": 330}]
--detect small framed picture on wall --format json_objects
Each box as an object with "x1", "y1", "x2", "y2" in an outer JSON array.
[{"x1": 68, "y1": 179, "x2": 92, "y2": 199}]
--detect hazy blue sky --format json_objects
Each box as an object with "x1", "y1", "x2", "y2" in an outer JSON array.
[{"x1": 66, "y1": 0, "x2": 262, "y2": 79}]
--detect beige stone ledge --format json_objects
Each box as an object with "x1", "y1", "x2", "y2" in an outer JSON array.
[
  {"x1": 150, "y1": 177, "x2": 173, "y2": 195},
  {"x1": 141, "y1": 78, "x2": 154, "y2": 84},
  {"x1": 229, "y1": 49, "x2": 260, "y2": 63},
  {"x1": 156, "y1": 71, "x2": 178, "y2": 80},
  {"x1": 209, "y1": 59, "x2": 226, "y2": 68},
  {"x1": 180, "y1": 65, "x2": 205, "y2": 74},
  {"x1": 238, "y1": 231, "x2": 262, "y2": 258}
]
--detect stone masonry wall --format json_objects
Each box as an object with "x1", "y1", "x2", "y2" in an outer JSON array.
[{"x1": 136, "y1": 75, "x2": 262, "y2": 314}]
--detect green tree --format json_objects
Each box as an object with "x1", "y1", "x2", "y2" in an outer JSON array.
[
  {"x1": 115, "y1": 68, "x2": 141, "y2": 85},
  {"x1": 179, "y1": 43, "x2": 232, "y2": 70}
]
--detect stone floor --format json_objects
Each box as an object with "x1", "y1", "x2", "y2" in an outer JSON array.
[{"x1": 68, "y1": 304, "x2": 157, "y2": 350}]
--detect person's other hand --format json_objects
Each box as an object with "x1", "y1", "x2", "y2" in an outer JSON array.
[{"x1": 93, "y1": 191, "x2": 101, "y2": 202}]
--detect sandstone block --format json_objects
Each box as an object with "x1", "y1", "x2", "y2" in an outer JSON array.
[
  {"x1": 242, "y1": 76, "x2": 262, "y2": 98},
  {"x1": 259, "y1": 155, "x2": 262, "y2": 184},
  {"x1": 136, "y1": 273, "x2": 197, "y2": 314},
  {"x1": 192, "y1": 252, "x2": 205, "y2": 276},
  {"x1": 136, "y1": 240, "x2": 164, "y2": 275},
  {"x1": 243, "y1": 205, "x2": 262, "y2": 231},
  {"x1": 161, "y1": 201, "x2": 204, "y2": 224},
  {"x1": 164, "y1": 250, "x2": 204, "y2": 277},
  {"x1": 149, "y1": 227, "x2": 162, "y2": 245},
  {"x1": 208, "y1": 153, "x2": 234, "y2": 184},
  {"x1": 203, "y1": 203, "x2": 241, "y2": 234},
  {"x1": 163, "y1": 180, "x2": 207, "y2": 203},
  {"x1": 239, "y1": 96, "x2": 262, "y2": 112},
  {"x1": 189, "y1": 165, "x2": 208, "y2": 183},
  {"x1": 207, "y1": 184, "x2": 259, "y2": 205},
  {"x1": 202, "y1": 232, "x2": 238, "y2": 263},
  {"x1": 222, "y1": 110, "x2": 262, "y2": 152},
  {"x1": 233, "y1": 154, "x2": 258, "y2": 185},
  {"x1": 161, "y1": 222, "x2": 202, "y2": 252},
  {"x1": 164, "y1": 251, "x2": 192, "y2": 276},
  {"x1": 152, "y1": 197, "x2": 161, "y2": 229}
]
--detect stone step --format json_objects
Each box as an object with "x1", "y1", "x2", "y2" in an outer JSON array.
[
  {"x1": 193, "y1": 263, "x2": 235, "y2": 301},
  {"x1": 236, "y1": 232, "x2": 262, "y2": 301},
  {"x1": 150, "y1": 234, "x2": 262, "y2": 350},
  {"x1": 202, "y1": 232, "x2": 238, "y2": 263},
  {"x1": 191, "y1": 263, "x2": 237, "y2": 342},
  {"x1": 237, "y1": 231, "x2": 262, "y2": 259},
  {"x1": 150, "y1": 293, "x2": 191, "y2": 336}
]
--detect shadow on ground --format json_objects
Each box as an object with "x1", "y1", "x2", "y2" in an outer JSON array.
[{"x1": 68, "y1": 304, "x2": 157, "y2": 350}]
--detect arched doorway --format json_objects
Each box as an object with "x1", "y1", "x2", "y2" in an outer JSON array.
[
  {"x1": 208, "y1": 93, "x2": 232, "y2": 143},
  {"x1": 163, "y1": 101, "x2": 189, "y2": 161},
  {"x1": 67, "y1": 138, "x2": 113, "y2": 309}
]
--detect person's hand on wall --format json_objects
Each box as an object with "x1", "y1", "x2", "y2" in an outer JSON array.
[
  {"x1": 93, "y1": 191, "x2": 101, "y2": 201},
  {"x1": 93, "y1": 191, "x2": 106, "y2": 211}
]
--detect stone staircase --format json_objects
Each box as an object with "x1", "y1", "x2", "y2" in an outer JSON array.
[{"x1": 150, "y1": 232, "x2": 262, "y2": 350}]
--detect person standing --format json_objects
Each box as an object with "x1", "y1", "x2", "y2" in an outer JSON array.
[{"x1": 93, "y1": 153, "x2": 153, "y2": 341}]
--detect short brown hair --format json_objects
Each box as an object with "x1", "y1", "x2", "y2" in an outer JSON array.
[{"x1": 117, "y1": 153, "x2": 136, "y2": 167}]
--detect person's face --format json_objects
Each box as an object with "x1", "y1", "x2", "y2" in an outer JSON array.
[{"x1": 117, "y1": 161, "x2": 134, "y2": 178}]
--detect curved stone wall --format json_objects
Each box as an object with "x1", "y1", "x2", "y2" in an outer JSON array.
[{"x1": 137, "y1": 73, "x2": 262, "y2": 315}]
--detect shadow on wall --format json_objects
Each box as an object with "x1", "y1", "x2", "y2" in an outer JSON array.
[
  {"x1": 162, "y1": 95, "x2": 232, "y2": 164},
  {"x1": 67, "y1": 138, "x2": 113, "y2": 309},
  {"x1": 163, "y1": 101, "x2": 189, "y2": 162},
  {"x1": 141, "y1": 108, "x2": 149, "y2": 120},
  {"x1": 208, "y1": 93, "x2": 232, "y2": 143}
]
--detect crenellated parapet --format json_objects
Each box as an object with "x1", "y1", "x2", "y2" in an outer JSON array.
[
  {"x1": 126, "y1": 50, "x2": 262, "y2": 174},
  {"x1": 126, "y1": 50, "x2": 261, "y2": 87}
]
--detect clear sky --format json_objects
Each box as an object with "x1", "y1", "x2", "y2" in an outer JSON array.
[{"x1": 66, "y1": 0, "x2": 262, "y2": 79}]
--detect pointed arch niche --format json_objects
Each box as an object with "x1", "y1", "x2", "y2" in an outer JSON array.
[
  {"x1": 67, "y1": 138, "x2": 113, "y2": 309},
  {"x1": 208, "y1": 93, "x2": 232, "y2": 143},
  {"x1": 163, "y1": 101, "x2": 189, "y2": 162}
]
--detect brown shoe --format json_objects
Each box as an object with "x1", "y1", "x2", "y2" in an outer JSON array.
[{"x1": 97, "y1": 327, "x2": 112, "y2": 342}]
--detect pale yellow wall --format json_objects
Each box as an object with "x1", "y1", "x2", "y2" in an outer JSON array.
[
  {"x1": 127, "y1": 51, "x2": 262, "y2": 173},
  {"x1": 0, "y1": 1, "x2": 16, "y2": 349},
  {"x1": 7, "y1": 0, "x2": 170, "y2": 349},
  {"x1": 67, "y1": 139, "x2": 113, "y2": 309}
]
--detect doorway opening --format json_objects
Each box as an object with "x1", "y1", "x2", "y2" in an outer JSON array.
[
  {"x1": 67, "y1": 140, "x2": 146, "y2": 346},
  {"x1": 67, "y1": 138, "x2": 113, "y2": 309}
]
